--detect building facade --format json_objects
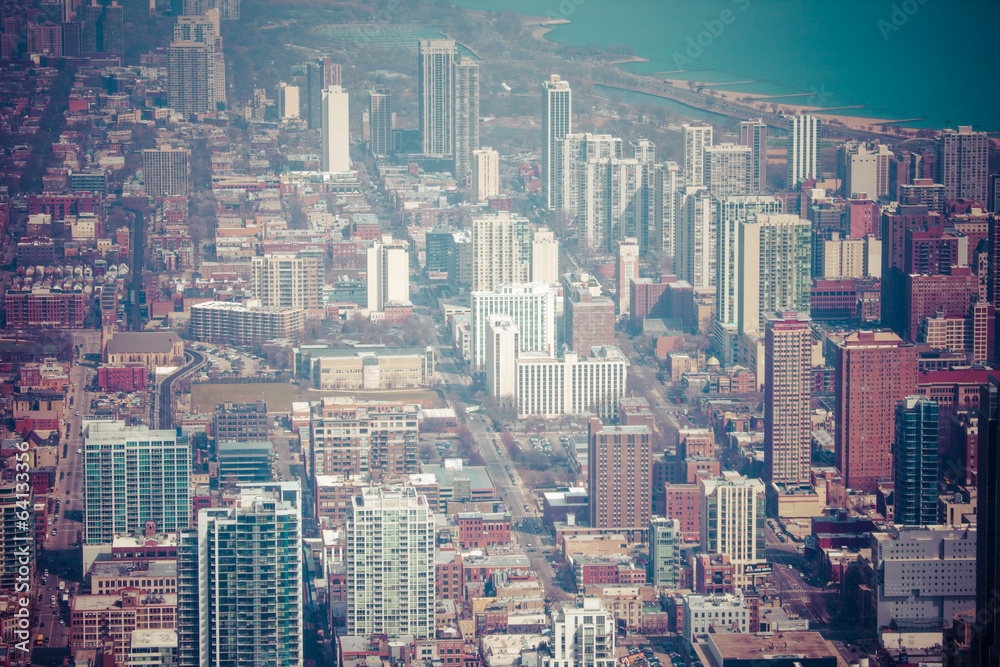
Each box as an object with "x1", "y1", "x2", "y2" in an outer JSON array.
[
  {"x1": 699, "y1": 474, "x2": 766, "y2": 588},
  {"x1": 893, "y1": 396, "x2": 939, "y2": 526},
  {"x1": 786, "y1": 114, "x2": 820, "y2": 188},
  {"x1": 542, "y1": 74, "x2": 572, "y2": 211},
  {"x1": 588, "y1": 420, "x2": 652, "y2": 540}
]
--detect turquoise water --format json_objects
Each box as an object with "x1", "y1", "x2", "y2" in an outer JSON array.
[{"x1": 447, "y1": 0, "x2": 1000, "y2": 131}]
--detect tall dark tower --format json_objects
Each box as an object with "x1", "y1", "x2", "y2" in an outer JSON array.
[{"x1": 974, "y1": 376, "x2": 1000, "y2": 667}]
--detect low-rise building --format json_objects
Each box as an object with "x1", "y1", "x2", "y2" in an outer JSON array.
[{"x1": 189, "y1": 300, "x2": 306, "y2": 345}]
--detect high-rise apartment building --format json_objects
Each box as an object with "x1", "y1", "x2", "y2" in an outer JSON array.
[
  {"x1": 737, "y1": 214, "x2": 811, "y2": 337},
  {"x1": 418, "y1": 39, "x2": 457, "y2": 157},
  {"x1": 973, "y1": 377, "x2": 1000, "y2": 667},
  {"x1": 563, "y1": 282, "x2": 616, "y2": 355},
  {"x1": 173, "y1": 10, "x2": 224, "y2": 106},
  {"x1": 893, "y1": 396, "x2": 939, "y2": 526},
  {"x1": 453, "y1": 56, "x2": 479, "y2": 180},
  {"x1": 616, "y1": 238, "x2": 639, "y2": 315},
  {"x1": 648, "y1": 517, "x2": 682, "y2": 588},
  {"x1": 936, "y1": 126, "x2": 988, "y2": 204},
  {"x1": 786, "y1": 115, "x2": 820, "y2": 188},
  {"x1": 486, "y1": 315, "x2": 518, "y2": 399},
  {"x1": 699, "y1": 473, "x2": 766, "y2": 588},
  {"x1": 682, "y1": 122, "x2": 713, "y2": 187},
  {"x1": 471, "y1": 282, "x2": 555, "y2": 372},
  {"x1": 654, "y1": 161, "x2": 682, "y2": 256},
  {"x1": 278, "y1": 82, "x2": 300, "y2": 119},
  {"x1": 676, "y1": 186, "x2": 715, "y2": 289},
  {"x1": 167, "y1": 40, "x2": 214, "y2": 115},
  {"x1": 588, "y1": 419, "x2": 652, "y2": 541},
  {"x1": 542, "y1": 597, "x2": 616, "y2": 667},
  {"x1": 346, "y1": 487, "x2": 434, "y2": 638},
  {"x1": 177, "y1": 483, "x2": 302, "y2": 667},
  {"x1": 705, "y1": 143, "x2": 752, "y2": 198},
  {"x1": 530, "y1": 226, "x2": 560, "y2": 285},
  {"x1": 840, "y1": 142, "x2": 894, "y2": 199},
  {"x1": 764, "y1": 312, "x2": 813, "y2": 504},
  {"x1": 834, "y1": 331, "x2": 917, "y2": 492},
  {"x1": 366, "y1": 238, "x2": 410, "y2": 312},
  {"x1": 102, "y1": 1, "x2": 123, "y2": 56},
  {"x1": 471, "y1": 211, "x2": 531, "y2": 291},
  {"x1": 84, "y1": 421, "x2": 190, "y2": 544},
  {"x1": 557, "y1": 133, "x2": 623, "y2": 225},
  {"x1": 310, "y1": 397, "x2": 419, "y2": 479},
  {"x1": 321, "y1": 85, "x2": 350, "y2": 173},
  {"x1": 368, "y1": 88, "x2": 391, "y2": 156},
  {"x1": 739, "y1": 118, "x2": 767, "y2": 193},
  {"x1": 142, "y1": 147, "x2": 190, "y2": 198},
  {"x1": 251, "y1": 253, "x2": 321, "y2": 310},
  {"x1": 472, "y1": 147, "x2": 499, "y2": 203},
  {"x1": 628, "y1": 139, "x2": 657, "y2": 252},
  {"x1": 542, "y1": 74, "x2": 572, "y2": 211},
  {"x1": 305, "y1": 59, "x2": 323, "y2": 130}
]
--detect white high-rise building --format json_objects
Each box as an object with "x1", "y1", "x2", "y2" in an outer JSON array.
[
  {"x1": 543, "y1": 597, "x2": 616, "y2": 667},
  {"x1": 472, "y1": 147, "x2": 499, "y2": 203},
  {"x1": 278, "y1": 82, "x2": 300, "y2": 119},
  {"x1": 251, "y1": 254, "x2": 321, "y2": 310},
  {"x1": 740, "y1": 118, "x2": 768, "y2": 193},
  {"x1": 715, "y1": 195, "x2": 784, "y2": 328},
  {"x1": 557, "y1": 132, "x2": 622, "y2": 216},
  {"x1": 617, "y1": 238, "x2": 639, "y2": 315},
  {"x1": 737, "y1": 214, "x2": 812, "y2": 338},
  {"x1": 347, "y1": 487, "x2": 434, "y2": 639},
  {"x1": 321, "y1": 85, "x2": 350, "y2": 173},
  {"x1": 676, "y1": 187, "x2": 716, "y2": 289},
  {"x1": 654, "y1": 161, "x2": 682, "y2": 256},
  {"x1": 542, "y1": 74, "x2": 572, "y2": 211},
  {"x1": 366, "y1": 237, "x2": 410, "y2": 312},
  {"x1": 176, "y1": 483, "x2": 302, "y2": 667},
  {"x1": 531, "y1": 226, "x2": 560, "y2": 286},
  {"x1": 453, "y1": 57, "x2": 479, "y2": 181},
  {"x1": 629, "y1": 140, "x2": 657, "y2": 252},
  {"x1": 418, "y1": 39, "x2": 457, "y2": 157},
  {"x1": 471, "y1": 211, "x2": 531, "y2": 291},
  {"x1": 682, "y1": 122, "x2": 713, "y2": 187},
  {"x1": 84, "y1": 421, "x2": 190, "y2": 545},
  {"x1": 841, "y1": 142, "x2": 893, "y2": 198},
  {"x1": 699, "y1": 473, "x2": 766, "y2": 588},
  {"x1": 167, "y1": 40, "x2": 214, "y2": 115},
  {"x1": 471, "y1": 282, "x2": 556, "y2": 372},
  {"x1": 705, "y1": 143, "x2": 752, "y2": 198},
  {"x1": 786, "y1": 114, "x2": 820, "y2": 188},
  {"x1": 486, "y1": 315, "x2": 518, "y2": 399}
]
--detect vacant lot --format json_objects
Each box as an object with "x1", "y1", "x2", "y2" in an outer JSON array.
[{"x1": 191, "y1": 383, "x2": 444, "y2": 413}]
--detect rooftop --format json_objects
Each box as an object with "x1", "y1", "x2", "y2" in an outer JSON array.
[
  {"x1": 106, "y1": 332, "x2": 182, "y2": 355},
  {"x1": 705, "y1": 631, "x2": 837, "y2": 663}
]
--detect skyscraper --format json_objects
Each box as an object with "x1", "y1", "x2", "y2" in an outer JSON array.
[
  {"x1": 321, "y1": 84, "x2": 349, "y2": 173},
  {"x1": 368, "y1": 87, "x2": 391, "y2": 156},
  {"x1": 305, "y1": 60, "x2": 323, "y2": 130},
  {"x1": 705, "y1": 143, "x2": 752, "y2": 198},
  {"x1": 936, "y1": 126, "x2": 988, "y2": 204},
  {"x1": 485, "y1": 315, "x2": 518, "y2": 399},
  {"x1": 682, "y1": 122, "x2": 713, "y2": 187},
  {"x1": 737, "y1": 214, "x2": 811, "y2": 337},
  {"x1": 366, "y1": 238, "x2": 410, "y2": 312},
  {"x1": 177, "y1": 483, "x2": 302, "y2": 667},
  {"x1": 654, "y1": 161, "x2": 682, "y2": 256},
  {"x1": 892, "y1": 396, "x2": 939, "y2": 526},
  {"x1": 739, "y1": 118, "x2": 767, "y2": 192},
  {"x1": 472, "y1": 147, "x2": 499, "y2": 203},
  {"x1": 699, "y1": 473, "x2": 766, "y2": 589},
  {"x1": 588, "y1": 418, "x2": 651, "y2": 542},
  {"x1": 471, "y1": 282, "x2": 555, "y2": 372},
  {"x1": 471, "y1": 210, "x2": 531, "y2": 291},
  {"x1": 173, "y1": 10, "x2": 224, "y2": 106},
  {"x1": 616, "y1": 237, "x2": 639, "y2": 315},
  {"x1": 531, "y1": 226, "x2": 560, "y2": 285},
  {"x1": 101, "y1": 1, "x2": 122, "y2": 56},
  {"x1": 542, "y1": 74, "x2": 572, "y2": 211},
  {"x1": 84, "y1": 421, "x2": 190, "y2": 544},
  {"x1": 167, "y1": 40, "x2": 214, "y2": 115},
  {"x1": 418, "y1": 38, "x2": 457, "y2": 157},
  {"x1": 250, "y1": 253, "x2": 321, "y2": 310},
  {"x1": 676, "y1": 186, "x2": 715, "y2": 289},
  {"x1": 346, "y1": 487, "x2": 434, "y2": 638},
  {"x1": 786, "y1": 114, "x2": 820, "y2": 188},
  {"x1": 453, "y1": 56, "x2": 479, "y2": 180},
  {"x1": 834, "y1": 331, "x2": 917, "y2": 492},
  {"x1": 628, "y1": 139, "x2": 657, "y2": 252},
  {"x1": 142, "y1": 147, "x2": 190, "y2": 198},
  {"x1": 278, "y1": 82, "x2": 299, "y2": 119},
  {"x1": 973, "y1": 376, "x2": 999, "y2": 667},
  {"x1": 764, "y1": 312, "x2": 813, "y2": 490}
]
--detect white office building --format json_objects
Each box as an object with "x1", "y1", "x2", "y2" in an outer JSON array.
[
  {"x1": 682, "y1": 592, "x2": 751, "y2": 646},
  {"x1": 531, "y1": 226, "x2": 560, "y2": 286},
  {"x1": 787, "y1": 114, "x2": 820, "y2": 187},
  {"x1": 472, "y1": 147, "x2": 499, "y2": 203},
  {"x1": 321, "y1": 85, "x2": 350, "y2": 173},
  {"x1": 470, "y1": 282, "x2": 555, "y2": 372},
  {"x1": 716, "y1": 195, "x2": 784, "y2": 329},
  {"x1": 176, "y1": 483, "x2": 302, "y2": 667},
  {"x1": 84, "y1": 421, "x2": 190, "y2": 545},
  {"x1": 471, "y1": 211, "x2": 532, "y2": 291},
  {"x1": 542, "y1": 74, "x2": 572, "y2": 211},
  {"x1": 366, "y1": 237, "x2": 410, "y2": 312},
  {"x1": 486, "y1": 315, "x2": 518, "y2": 399},
  {"x1": 699, "y1": 473, "x2": 766, "y2": 588},
  {"x1": 346, "y1": 487, "x2": 435, "y2": 639},
  {"x1": 278, "y1": 82, "x2": 300, "y2": 119},
  {"x1": 543, "y1": 597, "x2": 616, "y2": 667}
]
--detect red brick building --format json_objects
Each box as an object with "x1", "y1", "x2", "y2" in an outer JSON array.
[
  {"x1": 457, "y1": 512, "x2": 511, "y2": 549},
  {"x1": 571, "y1": 555, "x2": 646, "y2": 587},
  {"x1": 98, "y1": 365, "x2": 148, "y2": 392},
  {"x1": 588, "y1": 419, "x2": 651, "y2": 542},
  {"x1": 693, "y1": 554, "x2": 735, "y2": 595},
  {"x1": 904, "y1": 267, "x2": 979, "y2": 342},
  {"x1": 629, "y1": 276, "x2": 695, "y2": 332},
  {"x1": 5, "y1": 289, "x2": 88, "y2": 327},
  {"x1": 662, "y1": 483, "x2": 701, "y2": 542},
  {"x1": 564, "y1": 285, "x2": 615, "y2": 356},
  {"x1": 435, "y1": 550, "x2": 464, "y2": 600},
  {"x1": 27, "y1": 191, "x2": 102, "y2": 220}
]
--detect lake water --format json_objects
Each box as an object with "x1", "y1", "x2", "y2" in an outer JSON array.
[{"x1": 447, "y1": 0, "x2": 1000, "y2": 131}]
